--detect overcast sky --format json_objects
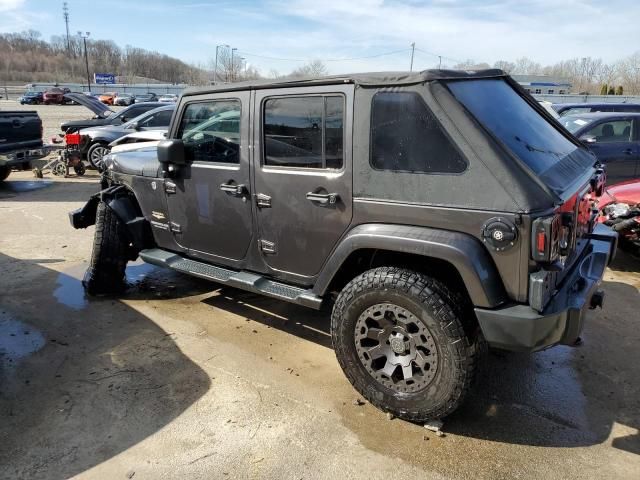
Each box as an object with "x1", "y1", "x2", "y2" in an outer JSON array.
[{"x1": 1, "y1": 0, "x2": 639, "y2": 74}]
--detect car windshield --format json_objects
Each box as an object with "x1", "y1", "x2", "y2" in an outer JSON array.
[
  {"x1": 560, "y1": 116, "x2": 597, "y2": 134},
  {"x1": 447, "y1": 79, "x2": 595, "y2": 195}
]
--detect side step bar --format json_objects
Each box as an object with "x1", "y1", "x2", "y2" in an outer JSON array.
[{"x1": 139, "y1": 248, "x2": 323, "y2": 310}]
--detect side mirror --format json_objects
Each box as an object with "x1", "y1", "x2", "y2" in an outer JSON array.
[
  {"x1": 580, "y1": 135, "x2": 597, "y2": 144},
  {"x1": 158, "y1": 139, "x2": 186, "y2": 166},
  {"x1": 130, "y1": 121, "x2": 140, "y2": 131}
]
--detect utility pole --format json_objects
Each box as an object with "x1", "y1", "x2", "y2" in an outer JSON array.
[
  {"x1": 410, "y1": 42, "x2": 415, "y2": 72},
  {"x1": 63, "y1": 2, "x2": 71, "y2": 54},
  {"x1": 78, "y1": 32, "x2": 91, "y2": 92},
  {"x1": 214, "y1": 44, "x2": 228, "y2": 85},
  {"x1": 231, "y1": 47, "x2": 238, "y2": 82}
]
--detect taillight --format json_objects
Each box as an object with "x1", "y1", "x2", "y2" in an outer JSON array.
[
  {"x1": 531, "y1": 215, "x2": 561, "y2": 262},
  {"x1": 532, "y1": 214, "x2": 574, "y2": 263}
]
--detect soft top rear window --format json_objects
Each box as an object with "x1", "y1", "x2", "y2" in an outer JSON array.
[{"x1": 447, "y1": 79, "x2": 595, "y2": 194}]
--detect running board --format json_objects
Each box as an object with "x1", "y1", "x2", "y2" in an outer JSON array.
[{"x1": 139, "y1": 248, "x2": 323, "y2": 310}]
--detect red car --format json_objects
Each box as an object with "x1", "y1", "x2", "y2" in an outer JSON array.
[
  {"x1": 599, "y1": 179, "x2": 640, "y2": 254},
  {"x1": 43, "y1": 87, "x2": 70, "y2": 105}
]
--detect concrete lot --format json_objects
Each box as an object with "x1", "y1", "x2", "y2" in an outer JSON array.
[{"x1": 0, "y1": 103, "x2": 639, "y2": 479}]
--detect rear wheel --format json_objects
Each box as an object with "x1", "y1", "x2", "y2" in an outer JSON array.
[
  {"x1": 83, "y1": 201, "x2": 130, "y2": 295},
  {"x1": 331, "y1": 267, "x2": 478, "y2": 422},
  {"x1": 74, "y1": 163, "x2": 86, "y2": 176},
  {"x1": 87, "y1": 142, "x2": 110, "y2": 170}
]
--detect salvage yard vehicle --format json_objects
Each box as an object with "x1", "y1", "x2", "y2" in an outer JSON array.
[
  {"x1": 553, "y1": 102, "x2": 640, "y2": 117},
  {"x1": 61, "y1": 93, "x2": 164, "y2": 133},
  {"x1": 80, "y1": 105, "x2": 175, "y2": 169},
  {"x1": 561, "y1": 112, "x2": 640, "y2": 184},
  {"x1": 19, "y1": 91, "x2": 43, "y2": 105},
  {"x1": 599, "y1": 179, "x2": 640, "y2": 255},
  {"x1": 108, "y1": 129, "x2": 167, "y2": 153},
  {"x1": 70, "y1": 69, "x2": 617, "y2": 422},
  {"x1": 0, "y1": 110, "x2": 45, "y2": 181}
]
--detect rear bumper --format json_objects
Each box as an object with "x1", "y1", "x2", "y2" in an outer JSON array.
[{"x1": 475, "y1": 224, "x2": 617, "y2": 352}]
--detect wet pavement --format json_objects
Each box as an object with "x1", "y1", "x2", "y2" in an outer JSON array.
[{"x1": 0, "y1": 170, "x2": 639, "y2": 480}]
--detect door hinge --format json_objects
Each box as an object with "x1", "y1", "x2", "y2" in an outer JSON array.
[
  {"x1": 164, "y1": 180, "x2": 177, "y2": 194},
  {"x1": 256, "y1": 193, "x2": 272, "y2": 208},
  {"x1": 169, "y1": 222, "x2": 182, "y2": 233},
  {"x1": 259, "y1": 239, "x2": 276, "y2": 254}
]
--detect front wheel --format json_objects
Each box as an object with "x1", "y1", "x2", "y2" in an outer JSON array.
[
  {"x1": 331, "y1": 267, "x2": 478, "y2": 422},
  {"x1": 83, "y1": 201, "x2": 131, "y2": 295},
  {"x1": 87, "y1": 142, "x2": 110, "y2": 170},
  {"x1": 0, "y1": 165, "x2": 11, "y2": 182}
]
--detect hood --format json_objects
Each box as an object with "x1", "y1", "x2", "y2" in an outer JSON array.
[
  {"x1": 599, "y1": 179, "x2": 640, "y2": 208},
  {"x1": 110, "y1": 129, "x2": 167, "y2": 147},
  {"x1": 64, "y1": 93, "x2": 113, "y2": 118},
  {"x1": 103, "y1": 147, "x2": 161, "y2": 178},
  {"x1": 80, "y1": 125, "x2": 130, "y2": 141}
]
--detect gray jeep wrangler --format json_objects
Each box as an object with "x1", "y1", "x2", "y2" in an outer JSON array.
[{"x1": 70, "y1": 69, "x2": 617, "y2": 422}]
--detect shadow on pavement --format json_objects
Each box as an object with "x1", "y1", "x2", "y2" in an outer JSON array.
[
  {"x1": 0, "y1": 253, "x2": 211, "y2": 480},
  {"x1": 0, "y1": 173, "x2": 99, "y2": 202}
]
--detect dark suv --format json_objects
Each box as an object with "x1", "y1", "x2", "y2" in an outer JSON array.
[{"x1": 70, "y1": 70, "x2": 616, "y2": 422}]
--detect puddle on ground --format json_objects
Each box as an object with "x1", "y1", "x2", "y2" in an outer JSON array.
[
  {"x1": 0, "y1": 179, "x2": 53, "y2": 198},
  {"x1": 53, "y1": 261, "x2": 199, "y2": 308},
  {"x1": 0, "y1": 311, "x2": 46, "y2": 367}
]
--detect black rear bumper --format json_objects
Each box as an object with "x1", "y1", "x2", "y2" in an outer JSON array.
[{"x1": 474, "y1": 224, "x2": 617, "y2": 352}]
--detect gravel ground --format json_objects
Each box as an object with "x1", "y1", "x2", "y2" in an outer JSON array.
[{"x1": 0, "y1": 107, "x2": 639, "y2": 479}]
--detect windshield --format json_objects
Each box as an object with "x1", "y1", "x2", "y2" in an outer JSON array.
[
  {"x1": 447, "y1": 79, "x2": 595, "y2": 194},
  {"x1": 561, "y1": 116, "x2": 596, "y2": 134}
]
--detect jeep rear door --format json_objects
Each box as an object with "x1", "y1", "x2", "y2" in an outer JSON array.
[
  {"x1": 163, "y1": 92, "x2": 254, "y2": 266},
  {"x1": 252, "y1": 86, "x2": 353, "y2": 279}
]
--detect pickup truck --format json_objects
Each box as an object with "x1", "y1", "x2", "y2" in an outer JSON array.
[{"x1": 0, "y1": 111, "x2": 44, "y2": 182}]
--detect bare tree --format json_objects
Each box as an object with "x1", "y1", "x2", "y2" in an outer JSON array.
[
  {"x1": 289, "y1": 60, "x2": 328, "y2": 78},
  {"x1": 452, "y1": 59, "x2": 490, "y2": 70},
  {"x1": 493, "y1": 60, "x2": 516, "y2": 74}
]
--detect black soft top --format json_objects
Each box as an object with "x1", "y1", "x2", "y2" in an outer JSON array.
[{"x1": 183, "y1": 69, "x2": 508, "y2": 96}]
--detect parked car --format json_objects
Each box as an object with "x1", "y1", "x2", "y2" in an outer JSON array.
[
  {"x1": 114, "y1": 93, "x2": 135, "y2": 106},
  {"x1": 561, "y1": 112, "x2": 640, "y2": 184},
  {"x1": 18, "y1": 91, "x2": 43, "y2": 105},
  {"x1": 553, "y1": 102, "x2": 640, "y2": 117},
  {"x1": 0, "y1": 110, "x2": 44, "y2": 181},
  {"x1": 61, "y1": 93, "x2": 164, "y2": 133},
  {"x1": 108, "y1": 129, "x2": 167, "y2": 153},
  {"x1": 99, "y1": 92, "x2": 118, "y2": 105},
  {"x1": 598, "y1": 179, "x2": 640, "y2": 255},
  {"x1": 538, "y1": 100, "x2": 560, "y2": 119},
  {"x1": 134, "y1": 93, "x2": 157, "y2": 103},
  {"x1": 158, "y1": 94, "x2": 178, "y2": 103},
  {"x1": 70, "y1": 69, "x2": 616, "y2": 423},
  {"x1": 43, "y1": 87, "x2": 69, "y2": 105},
  {"x1": 79, "y1": 105, "x2": 175, "y2": 168}
]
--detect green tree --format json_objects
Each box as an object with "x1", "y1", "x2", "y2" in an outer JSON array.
[
  {"x1": 608, "y1": 86, "x2": 616, "y2": 95},
  {"x1": 600, "y1": 83, "x2": 608, "y2": 95},
  {"x1": 616, "y1": 85, "x2": 624, "y2": 95}
]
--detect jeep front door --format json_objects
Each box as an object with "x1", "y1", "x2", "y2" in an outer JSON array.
[
  {"x1": 252, "y1": 88, "x2": 353, "y2": 279},
  {"x1": 164, "y1": 93, "x2": 253, "y2": 266}
]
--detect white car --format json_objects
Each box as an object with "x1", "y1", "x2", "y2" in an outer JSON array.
[
  {"x1": 108, "y1": 129, "x2": 167, "y2": 153},
  {"x1": 159, "y1": 94, "x2": 178, "y2": 103},
  {"x1": 538, "y1": 101, "x2": 560, "y2": 119}
]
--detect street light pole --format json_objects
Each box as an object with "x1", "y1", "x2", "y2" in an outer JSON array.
[
  {"x1": 231, "y1": 47, "x2": 238, "y2": 82},
  {"x1": 214, "y1": 44, "x2": 229, "y2": 85},
  {"x1": 78, "y1": 31, "x2": 91, "y2": 92}
]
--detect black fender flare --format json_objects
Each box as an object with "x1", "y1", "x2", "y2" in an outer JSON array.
[
  {"x1": 68, "y1": 185, "x2": 152, "y2": 251},
  {"x1": 313, "y1": 223, "x2": 507, "y2": 308}
]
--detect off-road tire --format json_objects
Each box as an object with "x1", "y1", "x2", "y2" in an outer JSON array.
[
  {"x1": 83, "y1": 201, "x2": 130, "y2": 295},
  {"x1": 0, "y1": 165, "x2": 10, "y2": 182},
  {"x1": 331, "y1": 267, "x2": 479, "y2": 422}
]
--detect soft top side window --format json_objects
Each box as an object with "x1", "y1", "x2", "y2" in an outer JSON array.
[{"x1": 370, "y1": 92, "x2": 467, "y2": 174}]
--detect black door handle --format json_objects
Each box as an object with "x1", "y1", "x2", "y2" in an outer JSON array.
[
  {"x1": 306, "y1": 192, "x2": 339, "y2": 205},
  {"x1": 623, "y1": 148, "x2": 634, "y2": 155},
  {"x1": 220, "y1": 182, "x2": 247, "y2": 196}
]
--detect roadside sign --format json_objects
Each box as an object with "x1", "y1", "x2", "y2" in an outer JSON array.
[{"x1": 94, "y1": 73, "x2": 116, "y2": 84}]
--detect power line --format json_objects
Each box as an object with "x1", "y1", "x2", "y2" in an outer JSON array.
[
  {"x1": 236, "y1": 48, "x2": 411, "y2": 63},
  {"x1": 414, "y1": 48, "x2": 461, "y2": 65}
]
